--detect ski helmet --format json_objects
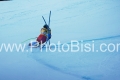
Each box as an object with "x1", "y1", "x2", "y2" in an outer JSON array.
[{"x1": 43, "y1": 24, "x2": 49, "y2": 29}]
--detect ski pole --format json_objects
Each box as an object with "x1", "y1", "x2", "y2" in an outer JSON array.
[{"x1": 42, "y1": 16, "x2": 47, "y2": 24}]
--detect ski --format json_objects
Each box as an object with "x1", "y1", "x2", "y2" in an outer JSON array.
[{"x1": 42, "y1": 11, "x2": 51, "y2": 46}]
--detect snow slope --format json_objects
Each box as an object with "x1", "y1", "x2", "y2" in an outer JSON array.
[{"x1": 0, "y1": 0, "x2": 120, "y2": 80}]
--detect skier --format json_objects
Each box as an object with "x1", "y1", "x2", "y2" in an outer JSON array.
[
  {"x1": 36, "y1": 24, "x2": 51, "y2": 45},
  {"x1": 28, "y1": 11, "x2": 51, "y2": 47}
]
